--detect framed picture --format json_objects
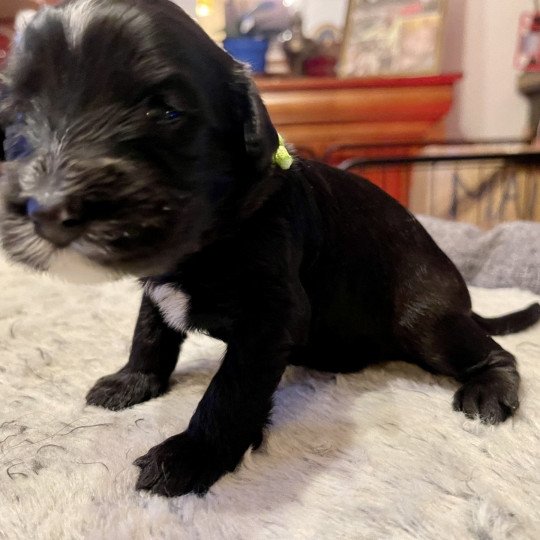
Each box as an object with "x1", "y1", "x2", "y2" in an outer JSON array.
[
  {"x1": 514, "y1": 12, "x2": 540, "y2": 72},
  {"x1": 338, "y1": 0, "x2": 445, "y2": 78}
]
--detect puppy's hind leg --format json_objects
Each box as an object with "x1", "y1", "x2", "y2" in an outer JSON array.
[
  {"x1": 400, "y1": 313, "x2": 520, "y2": 424},
  {"x1": 86, "y1": 294, "x2": 185, "y2": 411}
]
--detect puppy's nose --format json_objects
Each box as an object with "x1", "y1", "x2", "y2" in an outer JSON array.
[{"x1": 26, "y1": 197, "x2": 84, "y2": 247}]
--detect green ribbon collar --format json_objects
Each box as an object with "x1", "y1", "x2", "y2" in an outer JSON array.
[{"x1": 272, "y1": 134, "x2": 294, "y2": 170}]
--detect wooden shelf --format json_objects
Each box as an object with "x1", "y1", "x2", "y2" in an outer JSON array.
[
  {"x1": 255, "y1": 73, "x2": 462, "y2": 91},
  {"x1": 254, "y1": 74, "x2": 462, "y2": 159}
]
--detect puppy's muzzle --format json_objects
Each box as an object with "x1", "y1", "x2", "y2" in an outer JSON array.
[{"x1": 26, "y1": 197, "x2": 84, "y2": 247}]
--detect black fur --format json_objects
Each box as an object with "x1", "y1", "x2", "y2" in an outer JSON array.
[{"x1": 1, "y1": 0, "x2": 539, "y2": 497}]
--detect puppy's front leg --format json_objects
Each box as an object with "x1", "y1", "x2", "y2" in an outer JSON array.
[
  {"x1": 134, "y1": 300, "x2": 304, "y2": 497},
  {"x1": 86, "y1": 294, "x2": 185, "y2": 410}
]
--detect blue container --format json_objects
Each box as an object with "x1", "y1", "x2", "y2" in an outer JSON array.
[{"x1": 223, "y1": 37, "x2": 269, "y2": 74}]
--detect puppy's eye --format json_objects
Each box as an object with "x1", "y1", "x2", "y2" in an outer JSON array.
[
  {"x1": 145, "y1": 97, "x2": 184, "y2": 125},
  {"x1": 146, "y1": 109, "x2": 183, "y2": 123}
]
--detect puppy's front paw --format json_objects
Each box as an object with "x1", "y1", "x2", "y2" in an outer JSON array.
[
  {"x1": 134, "y1": 432, "x2": 230, "y2": 497},
  {"x1": 453, "y1": 369, "x2": 519, "y2": 424},
  {"x1": 86, "y1": 371, "x2": 166, "y2": 411}
]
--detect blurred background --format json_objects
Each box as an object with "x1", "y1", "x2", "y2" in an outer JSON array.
[{"x1": 183, "y1": 0, "x2": 534, "y2": 142}]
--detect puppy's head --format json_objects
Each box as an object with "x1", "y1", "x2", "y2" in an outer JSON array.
[{"x1": 0, "y1": 0, "x2": 278, "y2": 281}]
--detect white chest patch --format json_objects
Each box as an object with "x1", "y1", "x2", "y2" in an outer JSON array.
[{"x1": 145, "y1": 283, "x2": 191, "y2": 333}]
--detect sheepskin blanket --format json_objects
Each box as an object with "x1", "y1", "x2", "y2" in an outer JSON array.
[{"x1": 1, "y1": 258, "x2": 539, "y2": 539}]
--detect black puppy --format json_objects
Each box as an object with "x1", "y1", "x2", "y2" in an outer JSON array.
[{"x1": 1, "y1": 0, "x2": 539, "y2": 497}]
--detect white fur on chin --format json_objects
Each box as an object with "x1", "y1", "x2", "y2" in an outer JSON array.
[{"x1": 46, "y1": 249, "x2": 123, "y2": 284}]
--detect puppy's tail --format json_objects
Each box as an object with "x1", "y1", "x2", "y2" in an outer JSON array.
[{"x1": 472, "y1": 303, "x2": 540, "y2": 336}]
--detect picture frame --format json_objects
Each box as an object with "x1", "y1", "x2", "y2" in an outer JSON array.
[
  {"x1": 514, "y1": 12, "x2": 540, "y2": 72},
  {"x1": 338, "y1": 0, "x2": 445, "y2": 78}
]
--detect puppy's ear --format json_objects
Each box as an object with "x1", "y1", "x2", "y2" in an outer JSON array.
[{"x1": 235, "y1": 68, "x2": 279, "y2": 176}]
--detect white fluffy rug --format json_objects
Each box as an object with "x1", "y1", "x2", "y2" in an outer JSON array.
[{"x1": 1, "y1": 256, "x2": 539, "y2": 540}]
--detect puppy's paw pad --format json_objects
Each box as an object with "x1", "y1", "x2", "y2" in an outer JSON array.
[
  {"x1": 134, "y1": 433, "x2": 227, "y2": 497},
  {"x1": 453, "y1": 371, "x2": 519, "y2": 424},
  {"x1": 86, "y1": 371, "x2": 165, "y2": 411}
]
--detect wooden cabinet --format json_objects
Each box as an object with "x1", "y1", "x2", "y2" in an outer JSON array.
[{"x1": 255, "y1": 74, "x2": 462, "y2": 161}]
